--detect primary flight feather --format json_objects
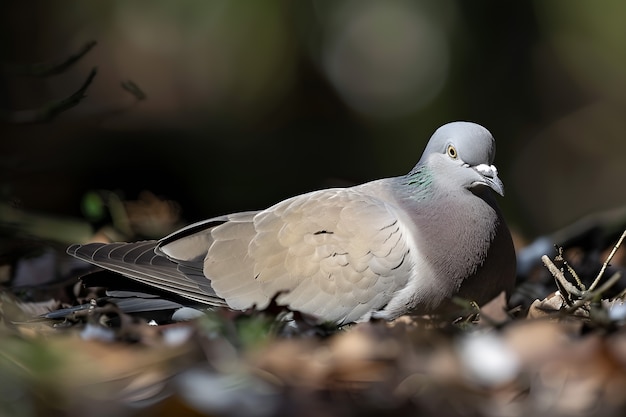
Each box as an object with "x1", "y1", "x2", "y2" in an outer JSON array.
[{"x1": 68, "y1": 122, "x2": 516, "y2": 325}]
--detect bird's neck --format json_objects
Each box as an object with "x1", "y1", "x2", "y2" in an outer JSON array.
[
  {"x1": 394, "y1": 167, "x2": 501, "y2": 305},
  {"x1": 399, "y1": 166, "x2": 435, "y2": 202}
]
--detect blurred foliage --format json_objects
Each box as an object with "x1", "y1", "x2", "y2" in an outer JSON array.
[
  {"x1": 2, "y1": 0, "x2": 626, "y2": 234},
  {"x1": 535, "y1": 0, "x2": 626, "y2": 101}
]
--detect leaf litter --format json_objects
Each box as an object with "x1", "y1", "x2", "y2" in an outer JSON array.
[{"x1": 3, "y1": 192, "x2": 626, "y2": 416}]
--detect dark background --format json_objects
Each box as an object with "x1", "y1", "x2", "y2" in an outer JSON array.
[{"x1": 2, "y1": 0, "x2": 626, "y2": 241}]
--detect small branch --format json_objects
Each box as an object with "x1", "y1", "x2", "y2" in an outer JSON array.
[
  {"x1": 554, "y1": 246, "x2": 585, "y2": 290},
  {"x1": 589, "y1": 272, "x2": 622, "y2": 300},
  {"x1": 541, "y1": 255, "x2": 583, "y2": 298},
  {"x1": 588, "y1": 229, "x2": 626, "y2": 291},
  {"x1": 541, "y1": 230, "x2": 626, "y2": 321},
  {"x1": 121, "y1": 80, "x2": 147, "y2": 101},
  {"x1": 3, "y1": 41, "x2": 97, "y2": 77},
  {"x1": 4, "y1": 68, "x2": 97, "y2": 124}
]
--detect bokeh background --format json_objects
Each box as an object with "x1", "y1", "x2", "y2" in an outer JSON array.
[{"x1": 2, "y1": 0, "x2": 626, "y2": 240}]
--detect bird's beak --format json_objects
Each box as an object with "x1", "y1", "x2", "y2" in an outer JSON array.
[{"x1": 470, "y1": 164, "x2": 504, "y2": 196}]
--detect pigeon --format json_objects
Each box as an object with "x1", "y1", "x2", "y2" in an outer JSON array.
[{"x1": 67, "y1": 122, "x2": 516, "y2": 325}]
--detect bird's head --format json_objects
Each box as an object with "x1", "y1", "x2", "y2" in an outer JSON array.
[{"x1": 417, "y1": 121, "x2": 505, "y2": 197}]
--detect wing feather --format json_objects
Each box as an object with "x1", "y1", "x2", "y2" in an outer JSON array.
[
  {"x1": 68, "y1": 242, "x2": 226, "y2": 306},
  {"x1": 205, "y1": 184, "x2": 414, "y2": 323},
  {"x1": 68, "y1": 181, "x2": 416, "y2": 323}
]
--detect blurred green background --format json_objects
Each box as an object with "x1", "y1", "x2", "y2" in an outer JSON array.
[{"x1": 2, "y1": 0, "x2": 626, "y2": 239}]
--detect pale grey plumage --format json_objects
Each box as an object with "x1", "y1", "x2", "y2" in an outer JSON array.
[{"x1": 68, "y1": 122, "x2": 516, "y2": 325}]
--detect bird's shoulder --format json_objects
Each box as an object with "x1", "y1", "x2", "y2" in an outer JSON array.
[{"x1": 255, "y1": 179, "x2": 406, "y2": 235}]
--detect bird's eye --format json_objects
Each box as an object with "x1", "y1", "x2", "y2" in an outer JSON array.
[{"x1": 447, "y1": 145, "x2": 458, "y2": 159}]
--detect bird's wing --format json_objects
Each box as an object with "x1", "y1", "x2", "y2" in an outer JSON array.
[
  {"x1": 162, "y1": 185, "x2": 415, "y2": 324},
  {"x1": 67, "y1": 240, "x2": 226, "y2": 306}
]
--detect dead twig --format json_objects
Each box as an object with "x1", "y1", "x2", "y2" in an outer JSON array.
[
  {"x1": 121, "y1": 80, "x2": 147, "y2": 100},
  {"x1": 3, "y1": 41, "x2": 97, "y2": 77},
  {"x1": 5, "y1": 67, "x2": 98, "y2": 124},
  {"x1": 541, "y1": 229, "x2": 626, "y2": 316},
  {"x1": 589, "y1": 229, "x2": 626, "y2": 291}
]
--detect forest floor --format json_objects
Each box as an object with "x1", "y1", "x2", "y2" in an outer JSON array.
[{"x1": 2, "y1": 192, "x2": 626, "y2": 417}]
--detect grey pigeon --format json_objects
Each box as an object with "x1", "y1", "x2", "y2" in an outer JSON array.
[{"x1": 68, "y1": 122, "x2": 516, "y2": 325}]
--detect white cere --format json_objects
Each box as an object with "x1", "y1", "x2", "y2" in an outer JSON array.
[{"x1": 474, "y1": 164, "x2": 498, "y2": 178}]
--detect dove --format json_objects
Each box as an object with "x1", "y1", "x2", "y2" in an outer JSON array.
[{"x1": 67, "y1": 122, "x2": 516, "y2": 325}]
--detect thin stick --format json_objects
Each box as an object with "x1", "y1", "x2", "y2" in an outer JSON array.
[
  {"x1": 542, "y1": 255, "x2": 583, "y2": 297},
  {"x1": 555, "y1": 246, "x2": 586, "y2": 290},
  {"x1": 563, "y1": 272, "x2": 622, "y2": 315},
  {"x1": 588, "y1": 229, "x2": 626, "y2": 291},
  {"x1": 565, "y1": 259, "x2": 586, "y2": 291},
  {"x1": 587, "y1": 272, "x2": 622, "y2": 300}
]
